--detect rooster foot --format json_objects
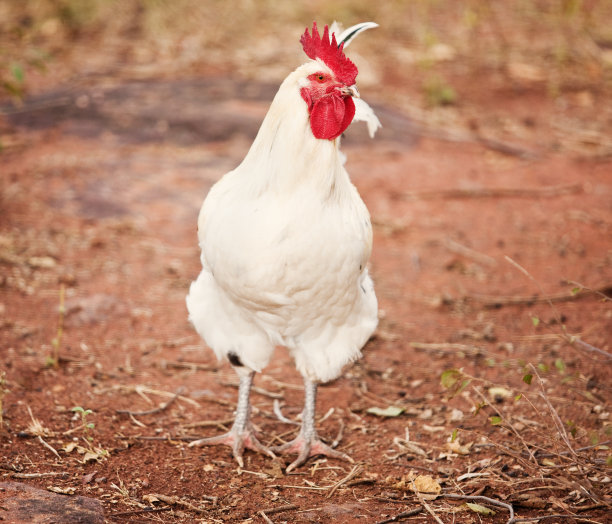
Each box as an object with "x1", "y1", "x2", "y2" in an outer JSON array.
[
  {"x1": 189, "y1": 426, "x2": 276, "y2": 468},
  {"x1": 272, "y1": 434, "x2": 354, "y2": 473}
]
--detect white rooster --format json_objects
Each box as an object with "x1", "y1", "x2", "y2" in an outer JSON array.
[{"x1": 186, "y1": 21, "x2": 380, "y2": 472}]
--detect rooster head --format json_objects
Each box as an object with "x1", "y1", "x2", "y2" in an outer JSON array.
[{"x1": 299, "y1": 22, "x2": 360, "y2": 141}]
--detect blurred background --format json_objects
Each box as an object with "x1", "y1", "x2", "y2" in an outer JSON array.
[{"x1": 1, "y1": 0, "x2": 611, "y2": 154}]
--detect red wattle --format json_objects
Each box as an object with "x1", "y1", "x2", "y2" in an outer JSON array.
[{"x1": 309, "y1": 94, "x2": 355, "y2": 140}]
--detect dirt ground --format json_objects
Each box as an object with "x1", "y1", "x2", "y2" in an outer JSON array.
[{"x1": 1, "y1": 5, "x2": 612, "y2": 523}]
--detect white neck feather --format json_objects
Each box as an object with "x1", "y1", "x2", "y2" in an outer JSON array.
[{"x1": 237, "y1": 66, "x2": 345, "y2": 197}]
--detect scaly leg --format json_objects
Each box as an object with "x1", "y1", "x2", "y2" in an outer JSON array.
[
  {"x1": 273, "y1": 378, "x2": 353, "y2": 472},
  {"x1": 189, "y1": 370, "x2": 275, "y2": 467}
]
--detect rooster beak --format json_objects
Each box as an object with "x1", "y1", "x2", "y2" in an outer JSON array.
[{"x1": 339, "y1": 85, "x2": 360, "y2": 98}]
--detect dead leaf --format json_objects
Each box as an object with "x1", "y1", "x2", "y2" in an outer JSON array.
[
  {"x1": 28, "y1": 256, "x2": 57, "y2": 269},
  {"x1": 515, "y1": 496, "x2": 548, "y2": 509},
  {"x1": 465, "y1": 502, "x2": 496, "y2": 515},
  {"x1": 422, "y1": 424, "x2": 445, "y2": 432},
  {"x1": 450, "y1": 408, "x2": 464, "y2": 422},
  {"x1": 62, "y1": 442, "x2": 79, "y2": 453},
  {"x1": 411, "y1": 475, "x2": 441, "y2": 500},
  {"x1": 263, "y1": 460, "x2": 284, "y2": 479},
  {"x1": 418, "y1": 408, "x2": 433, "y2": 419},
  {"x1": 488, "y1": 386, "x2": 512, "y2": 401},
  {"x1": 393, "y1": 437, "x2": 428, "y2": 457},
  {"x1": 446, "y1": 439, "x2": 472, "y2": 455},
  {"x1": 47, "y1": 486, "x2": 76, "y2": 495},
  {"x1": 366, "y1": 406, "x2": 405, "y2": 417},
  {"x1": 507, "y1": 62, "x2": 545, "y2": 82},
  {"x1": 82, "y1": 471, "x2": 97, "y2": 484},
  {"x1": 82, "y1": 451, "x2": 102, "y2": 463},
  {"x1": 62, "y1": 442, "x2": 107, "y2": 462},
  {"x1": 143, "y1": 494, "x2": 160, "y2": 504}
]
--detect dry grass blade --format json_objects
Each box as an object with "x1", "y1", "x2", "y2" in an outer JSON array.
[
  {"x1": 326, "y1": 465, "x2": 363, "y2": 498},
  {"x1": 103, "y1": 384, "x2": 201, "y2": 407},
  {"x1": 38, "y1": 435, "x2": 61, "y2": 459},
  {"x1": 528, "y1": 364, "x2": 577, "y2": 459},
  {"x1": 181, "y1": 417, "x2": 234, "y2": 429},
  {"x1": 126, "y1": 412, "x2": 146, "y2": 428},
  {"x1": 504, "y1": 256, "x2": 611, "y2": 359},
  {"x1": 116, "y1": 388, "x2": 183, "y2": 416},
  {"x1": 273, "y1": 399, "x2": 300, "y2": 425},
  {"x1": 330, "y1": 417, "x2": 346, "y2": 449},
  {"x1": 222, "y1": 380, "x2": 283, "y2": 399},
  {"x1": 26, "y1": 406, "x2": 54, "y2": 437}
]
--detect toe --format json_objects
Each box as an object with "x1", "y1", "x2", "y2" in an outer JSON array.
[{"x1": 275, "y1": 435, "x2": 353, "y2": 472}]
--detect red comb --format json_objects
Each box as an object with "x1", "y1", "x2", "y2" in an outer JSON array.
[{"x1": 300, "y1": 22, "x2": 358, "y2": 86}]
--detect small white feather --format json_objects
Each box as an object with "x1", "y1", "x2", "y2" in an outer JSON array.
[{"x1": 353, "y1": 98, "x2": 382, "y2": 138}]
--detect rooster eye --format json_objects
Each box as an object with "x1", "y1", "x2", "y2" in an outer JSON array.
[{"x1": 316, "y1": 74, "x2": 325, "y2": 82}]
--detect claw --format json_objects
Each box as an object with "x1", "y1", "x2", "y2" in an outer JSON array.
[
  {"x1": 273, "y1": 434, "x2": 353, "y2": 472},
  {"x1": 190, "y1": 426, "x2": 276, "y2": 467}
]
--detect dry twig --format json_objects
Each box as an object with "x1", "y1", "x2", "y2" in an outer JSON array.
[
  {"x1": 109, "y1": 507, "x2": 172, "y2": 518},
  {"x1": 442, "y1": 493, "x2": 515, "y2": 521},
  {"x1": 375, "y1": 506, "x2": 423, "y2": 524},
  {"x1": 402, "y1": 183, "x2": 581, "y2": 201},
  {"x1": 259, "y1": 511, "x2": 274, "y2": 524},
  {"x1": 148, "y1": 492, "x2": 217, "y2": 512},
  {"x1": 161, "y1": 360, "x2": 216, "y2": 371},
  {"x1": 443, "y1": 237, "x2": 497, "y2": 267},
  {"x1": 11, "y1": 472, "x2": 69, "y2": 479},
  {"x1": 410, "y1": 341, "x2": 483, "y2": 356},
  {"x1": 259, "y1": 503, "x2": 299, "y2": 523},
  {"x1": 469, "y1": 281, "x2": 612, "y2": 313}
]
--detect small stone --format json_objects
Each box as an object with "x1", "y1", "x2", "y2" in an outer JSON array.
[{"x1": 0, "y1": 482, "x2": 104, "y2": 523}]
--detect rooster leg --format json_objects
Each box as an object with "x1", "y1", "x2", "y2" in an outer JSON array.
[
  {"x1": 273, "y1": 378, "x2": 354, "y2": 473},
  {"x1": 189, "y1": 370, "x2": 275, "y2": 467}
]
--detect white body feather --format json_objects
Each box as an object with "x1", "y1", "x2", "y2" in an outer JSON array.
[{"x1": 186, "y1": 60, "x2": 378, "y2": 383}]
